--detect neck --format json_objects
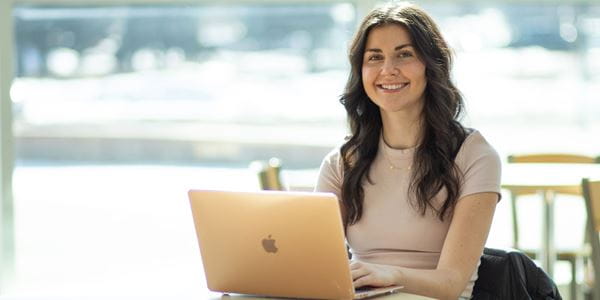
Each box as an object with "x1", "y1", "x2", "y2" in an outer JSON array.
[{"x1": 381, "y1": 110, "x2": 423, "y2": 150}]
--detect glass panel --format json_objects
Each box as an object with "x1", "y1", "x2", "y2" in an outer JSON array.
[
  {"x1": 420, "y1": 3, "x2": 600, "y2": 156},
  {"x1": 12, "y1": 4, "x2": 353, "y2": 167},
  {"x1": 10, "y1": 3, "x2": 354, "y2": 296}
]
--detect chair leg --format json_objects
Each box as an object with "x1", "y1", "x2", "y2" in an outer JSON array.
[
  {"x1": 584, "y1": 289, "x2": 592, "y2": 300},
  {"x1": 510, "y1": 194, "x2": 520, "y2": 249},
  {"x1": 583, "y1": 256, "x2": 599, "y2": 300},
  {"x1": 570, "y1": 258, "x2": 577, "y2": 300}
]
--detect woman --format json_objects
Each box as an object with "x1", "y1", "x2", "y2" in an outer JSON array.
[{"x1": 315, "y1": 2, "x2": 501, "y2": 299}]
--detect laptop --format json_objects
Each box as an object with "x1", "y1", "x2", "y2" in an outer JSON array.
[{"x1": 188, "y1": 189, "x2": 403, "y2": 299}]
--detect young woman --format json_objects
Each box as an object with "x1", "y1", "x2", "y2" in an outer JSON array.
[{"x1": 315, "y1": 2, "x2": 501, "y2": 299}]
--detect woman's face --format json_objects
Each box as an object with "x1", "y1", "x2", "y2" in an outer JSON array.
[{"x1": 361, "y1": 24, "x2": 427, "y2": 118}]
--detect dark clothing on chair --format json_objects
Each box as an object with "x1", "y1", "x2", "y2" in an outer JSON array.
[{"x1": 472, "y1": 248, "x2": 562, "y2": 300}]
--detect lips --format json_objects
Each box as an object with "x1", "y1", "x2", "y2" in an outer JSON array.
[{"x1": 376, "y1": 82, "x2": 409, "y2": 92}]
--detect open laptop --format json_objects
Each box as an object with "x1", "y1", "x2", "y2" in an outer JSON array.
[{"x1": 188, "y1": 189, "x2": 403, "y2": 299}]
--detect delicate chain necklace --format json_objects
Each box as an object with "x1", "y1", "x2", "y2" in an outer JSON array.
[{"x1": 381, "y1": 144, "x2": 412, "y2": 170}]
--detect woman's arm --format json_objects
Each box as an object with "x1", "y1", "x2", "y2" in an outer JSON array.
[{"x1": 351, "y1": 192, "x2": 498, "y2": 300}]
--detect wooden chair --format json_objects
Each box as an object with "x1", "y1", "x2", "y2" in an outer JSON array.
[
  {"x1": 509, "y1": 154, "x2": 600, "y2": 164},
  {"x1": 582, "y1": 178, "x2": 600, "y2": 300},
  {"x1": 507, "y1": 153, "x2": 599, "y2": 300},
  {"x1": 251, "y1": 157, "x2": 285, "y2": 191}
]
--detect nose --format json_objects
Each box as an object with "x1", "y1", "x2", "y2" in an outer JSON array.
[{"x1": 380, "y1": 58, "x2": 400, "y2": 76}]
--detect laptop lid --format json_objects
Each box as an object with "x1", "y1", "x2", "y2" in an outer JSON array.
[{"x1": 188, "y1": 189, "x2": 355, "y2": 299}]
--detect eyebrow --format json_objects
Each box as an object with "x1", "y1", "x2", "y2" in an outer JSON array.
[{"x1": 365, "y1": 43, "x2": 413, "y2": 53}]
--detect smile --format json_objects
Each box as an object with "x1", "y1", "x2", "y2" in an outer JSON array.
[{"x1": 377, "y1": 83, "x2": 409, "y2": 91}]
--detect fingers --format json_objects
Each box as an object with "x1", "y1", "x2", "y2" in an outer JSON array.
[
  {"x1": 349, "y1": 260, "x2": 362, "y2": 270},
  {"x1": 350, "y1": 261, "x2": 367, "y2": 278},
  {"x1": 350, "y1": 261, "x2": 372, "y2": 288},
  {"x1": 353, "y1": 274, "x2": 373, "y2": 288},
  {"x1": 351, "y1": 266, "x2": 369, "y2": 280},
  {"x1": 350, "y1": 261, "x2": 396, "y2": 288}
]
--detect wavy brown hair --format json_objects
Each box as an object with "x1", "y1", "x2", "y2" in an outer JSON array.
[{"x1": 339, "y1": 2, "x2": 468, "y2": 228}]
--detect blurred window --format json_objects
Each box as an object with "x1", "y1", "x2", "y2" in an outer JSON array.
[
  {"x1": 12, "y1": 4, "x2": 355, "y2": 167},
  {"x1": 9, "y1": 3, "x2": 356, "y2": 296},
  {"x1": 420, "y1": 3, "x2": 600, "y2": 155}
]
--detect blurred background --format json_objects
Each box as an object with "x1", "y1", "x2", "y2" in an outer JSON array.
[{"x1": 0, "y1": 0, "x2": 599, "y2": 298}]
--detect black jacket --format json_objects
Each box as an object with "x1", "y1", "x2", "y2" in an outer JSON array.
[{"x1": 472, "y1": 248, "x2": 562, "y2": 300}]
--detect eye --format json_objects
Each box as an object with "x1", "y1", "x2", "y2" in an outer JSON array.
[
  {"x1": 398, "y1": 51, "x2": 414, "y2": 58},
  {"x1": 366, "y1": 54, "x2": 383, "y2": 61}
]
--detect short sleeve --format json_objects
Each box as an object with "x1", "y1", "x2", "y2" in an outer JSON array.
[
  {"x1": 314, "y1": 147, "x2": 343, "y2": 202},
  {"x1": 456, "y1": 131, "x2": 502, "y2": 201}
]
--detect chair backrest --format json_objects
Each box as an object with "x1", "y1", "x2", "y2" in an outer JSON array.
[
  {"x1": 251, "y1": 158, "x2": 285, "y2": 191},
  {"x1": 508, "y1": 153, "x2": 599, "y2": 164},
  {"x1": 584, "y1": 179, "x2": 600, "y2": 233},
  {"x1": 582, "y1": 178, "x2": 600, "y2": 299},
  {"x1": 507, "y1": 153, "x2": 598, "y2": 197},
  {"x1": 507, "y1": 153, "x2": 599, "y2": 251}
]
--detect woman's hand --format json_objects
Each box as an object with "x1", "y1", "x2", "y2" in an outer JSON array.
[{"x1": 350, "y1": 260, "x2": 401, "y2": 288}]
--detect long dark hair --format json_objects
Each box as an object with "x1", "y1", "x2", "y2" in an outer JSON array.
[{"x1": 339, "y1": 2, "x2": 468, "y2": 227}]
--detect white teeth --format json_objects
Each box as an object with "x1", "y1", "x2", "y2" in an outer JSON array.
[{"x1": 380, "y1": 83, "x2": 407, "y2": 90}]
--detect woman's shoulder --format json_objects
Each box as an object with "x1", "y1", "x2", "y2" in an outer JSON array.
[
  {"x1": 322, "y1": 138, "x2": 348, "y2": 161},
  {"x1": 455, "y1": 129, "x2": 502, "y2": 198},
  {"x1": 460, "y1": 129, "x2": 497, "y2": 154},
  {"x1": 456, "y1": 129, "x2": 500, "y2": 164},
  {"x1": 316, "y1": 141, "x2": 346, "y2": 190},
  {"x1": 319, "y1": 139, "x2": 348, "y2": 171}
]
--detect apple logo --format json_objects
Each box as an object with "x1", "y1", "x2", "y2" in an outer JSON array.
[{"x1": 262, "y1": 234, "x2": 278, "y2": 253}]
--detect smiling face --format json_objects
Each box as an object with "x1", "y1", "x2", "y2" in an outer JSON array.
[{"x1": 361, "y1": 24, "x2": 427, "y2": 119}]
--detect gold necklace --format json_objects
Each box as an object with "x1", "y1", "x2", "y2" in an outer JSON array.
[{"x1": 381, "y1": 145, "x2": 412, "y2": 170}]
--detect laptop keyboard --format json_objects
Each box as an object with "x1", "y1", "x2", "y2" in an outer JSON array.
[{"x1": 354, "y1": 286, "x2": 376, "y2": 292}]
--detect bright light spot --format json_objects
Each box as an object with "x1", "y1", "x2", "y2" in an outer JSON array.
[
  {"x1": 132, "y1": 48, "x2": 159, "y2": 71},
  {"x1": 47, "y1": 47, "x2": 79, "y2": 77},
  {"x1": 96, "y1": 37, "x2": 120, "y2": 53},
  {"x1": 81, "y1": 52, "x2": 117, "y2": 76},
  {"x1": 197, "y1": 21, "x2": 247, "y2": 47},
  {"x1": 560, "y1": 23, "x2": 577, "y2": 43},
  {"x1": 331, "y1": 3, "x2": 355, "y2": 24},
  {"x1": 480, "y1": 8, "x2": 512, "y2": 48},
  {"x1": 165, "y1": 48, "x2": 186, "y2": 67},
  {"x1": 10, "y1": 80, "x2": 25, "y2": 103}
]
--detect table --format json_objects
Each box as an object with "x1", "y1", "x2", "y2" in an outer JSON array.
[
  {"x1": 501, "y1": 163, "x2": 600, "y2": 277},
  {"x1": 204, "y1": 291, "x2": 434, "y2": 300},
  {"x1": 0, "y1": 294, "x2": 433, "y2": 300}
]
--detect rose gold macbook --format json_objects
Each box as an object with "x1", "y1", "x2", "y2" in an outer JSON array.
[{"x1": 188, "y1": 189, "x2": 403, "y2": 299}]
